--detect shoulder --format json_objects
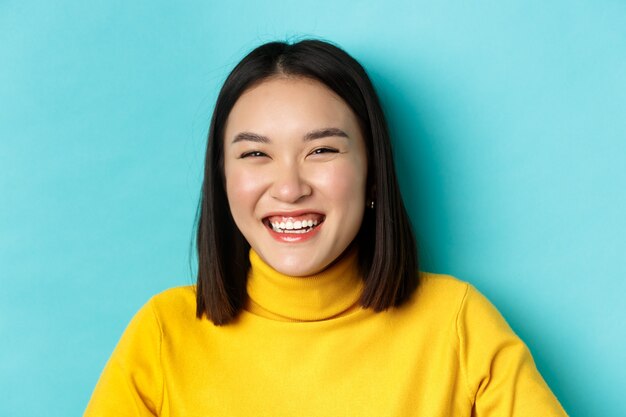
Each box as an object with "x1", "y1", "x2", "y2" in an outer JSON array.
[
  {"x1": 411, "y1": 271, "x2": 471, "y2": 311},
  {"x1": 147, "y1": 285, "x2": 198, "y2": 324},
  {"x1": 387, "y1": 271, "x2": 472, "y2": 327},
  {"x1": 104, "y1": 287, "x2": 197, "y2": 360},
  {"x1": 418, "y1": 271, "x2": 470, "y2": 292},
  {"x1": 151, "y1": 284, "x2": 196, "y2": 304},
  {"x1": 400, "y1": 272, "x2": 523, "y2": 356},
  {"x1": 413, "y1": 271, "x2": 507, "y2": 327},
  {"x1": 413, "y1": 272, "x2": 519, "y2": 346},
  {"x1": 398, "y1": 271, "x2": 512, "y2": 331}
]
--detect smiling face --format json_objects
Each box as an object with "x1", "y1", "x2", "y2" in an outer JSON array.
[{"x1": 223, "y1": 76, "x2": 368, "y2": 276}]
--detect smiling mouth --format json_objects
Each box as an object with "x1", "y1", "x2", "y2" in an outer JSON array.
[{"x1": 263, "y1": 214, "x2": 326, "y2": 234}]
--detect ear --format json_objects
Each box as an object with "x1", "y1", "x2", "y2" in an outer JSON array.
[{"x1": 368, "y1": 183, "x2": 377, "y2": 201}]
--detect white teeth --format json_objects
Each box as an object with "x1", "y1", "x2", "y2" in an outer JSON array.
[{"x1": 269, "y1": 218, "x2": 321, "y2": 233}]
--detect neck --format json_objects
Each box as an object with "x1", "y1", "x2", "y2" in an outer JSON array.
[{"x1": 245, "y1": 247, "x2": 364, "y2": 322}]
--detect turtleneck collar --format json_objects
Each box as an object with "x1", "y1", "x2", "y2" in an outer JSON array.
[{"x1": 245, "y1": 247, "x2": 364, "y2": 322}]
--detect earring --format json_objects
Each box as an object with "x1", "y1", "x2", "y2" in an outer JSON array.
[{"x1": 368, "y1": 200, "x2": 375, "y2": 209}]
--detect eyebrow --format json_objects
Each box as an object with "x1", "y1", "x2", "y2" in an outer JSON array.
[
  {"x1": 304, "y1": 127, "x2": 349, "y2": 141},
  {"x1": 231, "y1": 127, "x2": 349, "y2": 144}
]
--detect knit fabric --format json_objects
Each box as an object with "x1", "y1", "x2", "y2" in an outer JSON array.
[{"x1": 84, "y1": 249, "x2": 567, "y2": 416}]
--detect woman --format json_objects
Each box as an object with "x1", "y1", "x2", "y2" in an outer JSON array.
[{"x1": 85, "y1": 39, "x2": 567, "y2": 416}]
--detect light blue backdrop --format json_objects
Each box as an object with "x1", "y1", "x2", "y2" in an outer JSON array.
[{"x1": 1, "y1": 1, "x2": 624, "y2": 416}]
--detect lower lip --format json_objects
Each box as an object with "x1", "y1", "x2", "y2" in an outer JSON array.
[{"x1": 265, "y1": 222, "x2": 323, "y2": 243}]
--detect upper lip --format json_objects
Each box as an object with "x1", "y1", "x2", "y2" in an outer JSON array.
[{"x1": 262, "y1": 209, "x2": 325, "y2": 219}]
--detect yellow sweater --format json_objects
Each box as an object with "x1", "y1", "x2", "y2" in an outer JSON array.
[{"x1": 85, "y1": 249, "x2": 567, "y2": 416}]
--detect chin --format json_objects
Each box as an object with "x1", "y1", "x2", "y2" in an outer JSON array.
[
  {"x1": 263, "y1": 251, "x2": 329, "y2": 277},
  {"x1": 272, "y1": 259, "x2": 319, "y2": 277}
]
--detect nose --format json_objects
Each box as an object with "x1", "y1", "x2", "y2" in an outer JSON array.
[{"x1": 269, "y1": 162, "x2": 312, "y2": 204}]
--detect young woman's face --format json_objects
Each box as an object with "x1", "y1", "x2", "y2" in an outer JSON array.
[{"x1": 223, "y1": 77, "x2": 368, "y2": 276}]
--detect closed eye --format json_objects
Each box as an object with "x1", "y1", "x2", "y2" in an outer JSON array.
[
  {"x1": 239, "y1": 151, "x2": 268, "y2": 159},
  {"x1": 310, "y1": 147, "x2": 340, "y2": 155}
]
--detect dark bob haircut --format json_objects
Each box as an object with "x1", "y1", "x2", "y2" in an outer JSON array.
[{"x1": 195, "y1": 38, "x2": 419, "y2": 325}]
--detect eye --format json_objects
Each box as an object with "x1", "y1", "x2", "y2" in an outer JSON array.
[
  {"x1": 310, "y1": 147, "x2": 339, "y2": 156},
  {"x1": 239, "y1": 150, "x2": 268, "y2": 159}
]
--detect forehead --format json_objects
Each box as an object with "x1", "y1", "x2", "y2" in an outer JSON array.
[{"x1": 224, "y1": 77, "x2": 360, "y2": 137}]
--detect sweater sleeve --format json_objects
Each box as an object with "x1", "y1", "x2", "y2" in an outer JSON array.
[
  {"x1": 84, "y1": 298, "x2": 163, "y2": 417},
  {"x1": 456, "y1": 284, "x2": 568, "y2": 416}
]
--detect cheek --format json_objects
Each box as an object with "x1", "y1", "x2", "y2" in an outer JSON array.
[
  {"x1": 225, "y1": 166, "x2": 266, "y2": 218},
  {"x1": 311, "y1": 160, "x2": 367, "y2": 206}
]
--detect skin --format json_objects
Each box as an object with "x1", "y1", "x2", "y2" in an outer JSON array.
[{"x1": 223, "y1": 76, "x2": 368, "y2": 276}]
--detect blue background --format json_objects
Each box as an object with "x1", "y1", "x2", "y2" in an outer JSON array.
[{"x1": 1, "y1": 1, "x2": 624, "y2": 416}]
